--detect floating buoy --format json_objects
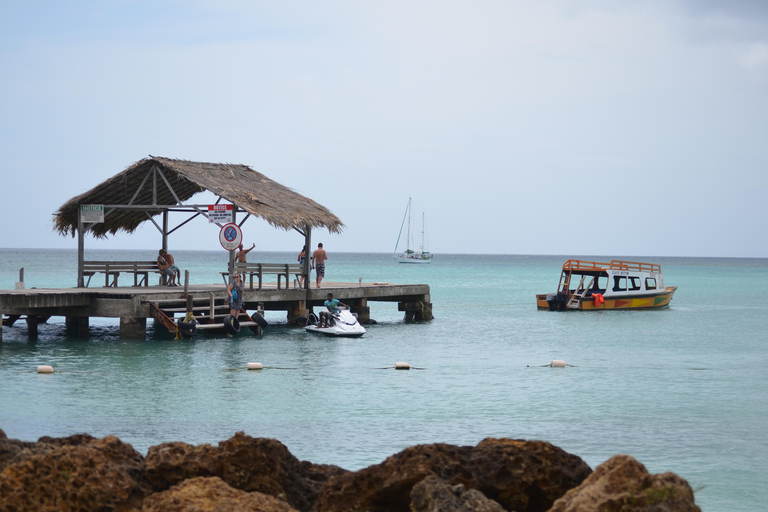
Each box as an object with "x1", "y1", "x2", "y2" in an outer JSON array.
[
  {"x1": 246, "y1": 362, "x2": 263, "y2": 370},
  {"x1": 395, "y1": 362, "x2": 411, "y2": 370},
  {"x1": 37, "y1": 365, "x2": 54, "y2": 374},
  {"x1": 551, "y1": 360, "x2": 567, "y2": 367}
]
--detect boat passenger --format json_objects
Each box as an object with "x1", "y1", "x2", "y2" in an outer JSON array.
[{"x1": 319, "y1": 293, "x2": 347, "y2": 328}]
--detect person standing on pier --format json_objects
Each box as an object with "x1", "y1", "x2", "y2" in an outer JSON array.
[
  {"x1": 228, "y1": 273, "x2": 244, "y2": 320},
  {"x1": 297, "y1": 247, "x2": 306, "y2": 287},
  {"x1": 157, "y1": 249, "x2": 179, "y2": 286},
  {"x1": 311, "y1": 243, "x2": 328, "y2": 288},
  {"x1": 236, "y1": 243, "x2": 255, "y2": 263}
]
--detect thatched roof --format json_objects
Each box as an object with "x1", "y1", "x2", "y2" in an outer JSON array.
[{"x1": 53, "y1": 156, "x2": 344, "y2": 238}]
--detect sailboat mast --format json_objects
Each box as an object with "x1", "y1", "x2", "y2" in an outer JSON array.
[
  {"x1": 406, "y1": 197, "x2": 412, "y2": 252},
  {"x1": 420, "y1": 211, "x2": 425, "y2": 253}
]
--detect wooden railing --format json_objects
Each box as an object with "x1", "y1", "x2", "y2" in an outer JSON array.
[
  {"x1": 561, "y1": 259, "x2": 661, "y2": 273},
  {"x1": 82, "y1": 261, "x2": 163, "y2": 287}
]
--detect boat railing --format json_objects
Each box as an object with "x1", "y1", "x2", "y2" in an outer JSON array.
[
  {"x1": 608, "y1": 260, "x2": 662, "y2": 273},
  {"x1": 562, "y1": 259, "x2": 611, "y2": 271},
  {"x1": 562, "y1": 259, "x2": 661, "y2": 273}
]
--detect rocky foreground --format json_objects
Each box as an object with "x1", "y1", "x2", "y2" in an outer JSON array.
[{"x1": 0, "y1": 428, "x2": 700, "y2": 511}]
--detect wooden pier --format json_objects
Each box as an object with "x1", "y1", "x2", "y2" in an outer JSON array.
[{"x1": 0, "y1": 281, "x2": 432, "y2": 341}]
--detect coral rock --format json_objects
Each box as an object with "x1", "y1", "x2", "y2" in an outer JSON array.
[
  {"x1": 313, "y1": 438, "x2": 592, "y2": 512},
  {"x1": 141, "y1": 476, "x2": 300, "y2": 512},
  {"x1": 0, "y1": 434, "x2": 150, "y2": 512},
  {"x1": 410, "y1": 475, "x2": 506, "y2": 512},
  {"x1": 548, "y1": 454, "x2": 701, "y2": 512},
  {"x1": 0, "y1": 431, "x2": 97, "y2": 474},
  {"x1": 145, "y1": 431, "x2": 347, "y2": 512}
]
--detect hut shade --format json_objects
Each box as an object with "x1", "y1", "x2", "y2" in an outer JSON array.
[{"x1": 53, "y1": 157, "x2": 344, "y2": 238}]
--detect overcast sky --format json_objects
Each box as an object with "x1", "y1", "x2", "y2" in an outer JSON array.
[{"x1": 1, "y1": 0, "x2": 766, "y2": 257}]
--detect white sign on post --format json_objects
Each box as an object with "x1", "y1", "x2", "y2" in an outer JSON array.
[
  {"x1": 81, "y1": 204, "x2": 104, "y2": 223},
  {"x1": 219, "y1": 223, "x2": 243, "y2": 251},
  {"x1": 208, "y1": 204, "x2": 233, "y2": 223}
]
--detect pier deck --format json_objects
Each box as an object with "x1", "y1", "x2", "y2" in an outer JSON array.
[{"x1": 0, "y1": 281, "x2": 432, "y2": 340}]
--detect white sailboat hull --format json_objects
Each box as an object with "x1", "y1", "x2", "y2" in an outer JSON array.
[{"x1": 396, "y1": 254, "x2": 433, "y2": 264}]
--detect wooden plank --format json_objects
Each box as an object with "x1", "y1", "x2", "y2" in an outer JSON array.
[{"x1": 196, "y1": 321, "x2": 258, "y2": 330}]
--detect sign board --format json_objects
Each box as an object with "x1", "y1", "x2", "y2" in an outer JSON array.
[
  {"x1": 208, "y1": 204, "x2": 233, "y2": 223},
  {"x1": 81, "y1": 204, "x2": 104, "y2": 223},
  {"x1": 219, "y1": 223, "x2": 242, "y2": 251}
]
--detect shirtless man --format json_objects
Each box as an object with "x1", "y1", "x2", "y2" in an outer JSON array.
[
  {"x1": 157, "y1": 249, "x2": 179, "y2": 286},
  {"x1": 235, "y1": 243, "x2": 255, "y2": 263},
  {"x1": 311, "y1": 243, "x2": 328, "y2": 289}
]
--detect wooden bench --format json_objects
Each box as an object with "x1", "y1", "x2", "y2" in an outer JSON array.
[
  {"x1": 83, "y1": 261, "x2": 164, "y2": 287},
  {"x1": 221, "y1": 263, "x2": 305, "y2": 290}
]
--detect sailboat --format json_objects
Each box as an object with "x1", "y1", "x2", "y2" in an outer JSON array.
[{"x1": 394, "y1": 198, "x2": 433, "y2": 264}]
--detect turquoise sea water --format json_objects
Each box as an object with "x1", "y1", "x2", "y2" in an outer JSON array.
[{"x1": 1, "y1": 249, "x2": 767, "y2": 511}]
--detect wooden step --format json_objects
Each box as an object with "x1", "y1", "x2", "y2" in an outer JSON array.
[
  {"x1": 161, "y1": 305, "x2": 229, "y2": 313},
  {"x1": 195, "y1": 321, "x2": 259, "y2": 330}
]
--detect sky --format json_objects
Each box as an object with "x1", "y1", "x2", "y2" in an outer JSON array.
[{"x1": 1, "y1": 0, "x2": 766, "y2": 257}]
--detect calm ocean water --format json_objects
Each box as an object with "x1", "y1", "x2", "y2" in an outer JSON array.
[{"x1": 1, "y1": 249, "x2": 767, "y2": 511}]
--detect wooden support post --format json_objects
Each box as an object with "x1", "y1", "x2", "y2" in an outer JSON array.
[
  {"x1": 209, "y1": 292, "x2": 215, "y2": 319},
  {"x1": 26, "y1": 315, "x2": 39, "y2": 341},
  {"x1": 66, "y1": 316, "x2": 89, "y2": 338},
  {"x1": 77, "y1": 206, "x2": 85, "y2": 287},
  {"x1": 304, "y1": 225, "x2": 311, "y2": 293},
  {"x1": 119, "y1": 317, "x2": 147, "y2": 340},
  {"x1": 2, "y1": 315, "x2": 20, "y2": 327},
  {"x1": 228, "y1": 206, "x2": 237, "y2": 276},
  {"x1": 398, "y1": 300, "x2": 434, "y2": 322},
  {"x1": 350, "y1": 298, "x2": 370, "y2": 324},
  {"x1": 184, "y1": 270, "x2": 189, "y2": 295},
  {"x1": 287, "y1": 300, "x2": 309, "y2": 325},
  {"x1": 0, "y1": 310, "x2": 3, "y2": 342}
]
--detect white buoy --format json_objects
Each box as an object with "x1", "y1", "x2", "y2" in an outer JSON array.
[
  {"x1": 246, "y1": 362, "x2": 263, "y2": 370},
  {"x1": 395, "y1": 362, "x2": 411, "y2": 370},
  {"x1": 37, "y1": 365, "x2": 54, "y2": 374},
  {"x1": 551, "y1": 360, "x2": 566, "y2": 368}
]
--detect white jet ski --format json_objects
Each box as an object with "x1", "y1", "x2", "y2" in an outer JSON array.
[{"x1": 305, "y1": 309, "x2": 366, "y2": 337}]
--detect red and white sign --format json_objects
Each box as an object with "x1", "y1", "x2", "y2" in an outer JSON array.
[
  {"x1": 208, "y1": 204, "x2": 233, "y2": 223},
  {"x1": 219, "y1": 223, "x2": 242, "y2": 251}
]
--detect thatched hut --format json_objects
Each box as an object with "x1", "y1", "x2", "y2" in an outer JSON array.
[{"x1": 53, "y1": 156, "x2": 343, "y2": 287}]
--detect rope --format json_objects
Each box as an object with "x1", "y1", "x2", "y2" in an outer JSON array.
[
  {"x1": 418, "y1": 301, "x2": 435, "y2": 320},
  {"x1": 374, "y1": 366, "x2": 427, "y2": 370},
  {"x1": 223, "y1": 366, "x2": 298, "y2": 371},
  {"x1": 438, "y1": 303, "x2": 530, "y2": 308}
]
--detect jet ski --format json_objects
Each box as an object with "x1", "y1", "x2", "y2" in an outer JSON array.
[{"x1": 305, "y1": 309, "x2": 366, "y2": 337}]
